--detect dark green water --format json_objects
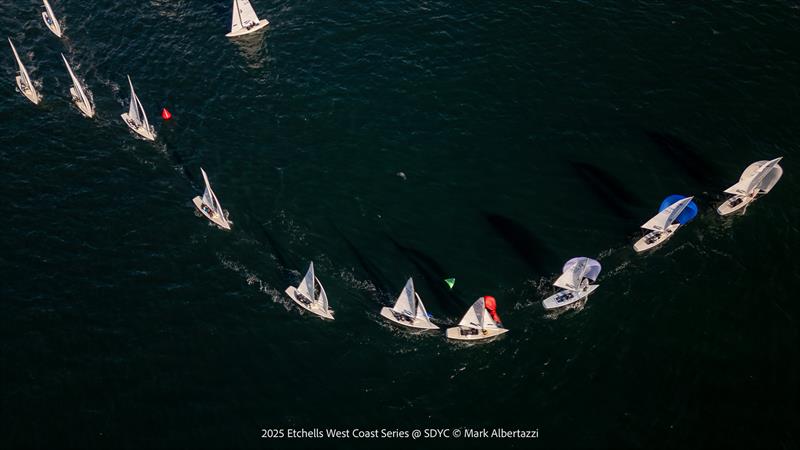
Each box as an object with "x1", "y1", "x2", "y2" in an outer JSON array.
[{"x1": 1, "y1": 1, "x2": 799, "y2": 448}]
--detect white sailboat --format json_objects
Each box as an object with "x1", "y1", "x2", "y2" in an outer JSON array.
[
  {"x1": 61, "y1": 53, "x2": 94, "y2": 118},
  {"x1": 633, "y1": 196, "x2": 696, "y2": 253},
  {"x1": 379, "y1": 278, "x2": 439, "y2": 330},
  {"x1": 226, "y1": 0, "x2": 269, "y2": 37},
  {"x1": 192, "y1": 168, "x2": 232, "y2": 230},
  {"x1": 717, "y1": 157, "x2": 783, "y2": 216},
  {"x1": 446, "y1": 297, "x2": 508, "y2": 341},
  {"x1": 121, "y1": 75, "x2": 156, "y2": 141},
  {"x1": 42, "y1": 0, "x2": 63, "y2": 38},
  {"x1": 8, "y1": 38, "x2": 42, "y2": 105},
  {"x1": 285, "y1": 262, "x2": 334, "y2": 320},
  {"x1": 542, "y1": 257, "x2": 601, "y2": 310}
]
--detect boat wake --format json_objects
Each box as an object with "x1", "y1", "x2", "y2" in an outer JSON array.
[{"x1": 217, "y1": 253, "x2": 291, "y2": 310}]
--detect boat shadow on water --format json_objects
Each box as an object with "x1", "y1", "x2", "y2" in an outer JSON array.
[
  {"x1": 481, "y1": 212, "x2": 558, "y2": 276},
  {"x1": 569, "y1": 161, "x2": 643, "y2": 222},
  {"x1": 644, "y1": 130, "x2": 723, "y2": 191}
]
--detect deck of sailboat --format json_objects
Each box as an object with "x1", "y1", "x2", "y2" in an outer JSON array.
[
  {"x1": 121, "y1": 113, "x2": 156, "y2": 140},
  {"x1": 717, "y1": 194, "x2": 756, "y2": 216},
  {"x1": 16, "y1": 77, "x2": 40, "y2": 104},
  {"x1": 634, "y1": 223, "x2": 680, "y2": 253},
  {"x1": 226, "y1": 20, "x2": 269, "y2": 37},
  {"x1": 285, "y1": 286, "x2": 334, "y2": 320},
  {"x1": 379, "y1": 307, "x2": 439, "y2": 330},
  {"x1": 192, "y1": 197, "x2": 231, "y2": 230},
  {"x1": 542, "y1": 284, "x2": 599, "y2": 310},
  {"x1": 445, "y1": 326, "x2": 508, "y2": 341}
]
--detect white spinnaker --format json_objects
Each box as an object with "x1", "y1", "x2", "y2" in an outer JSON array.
[
  {"x1": 8, "y1": 39, "x2": 34, "y2": 92},
  {"x1": 392, "y1": 278, "x2": 416, "y2": 317},
  {"x1": 61, "y1": 54, "x2": 91, "y2": 112},
  {"x1": 724, "y1": 157, "x2": 783, "y2": 196},
  {"x1": 231, "y1": 0, "x2": 261, "y2": 33},
  {"x1": 458, "y1": 297, "x2": 486, "y2": 329},
  {"x1": 641, "y1": 197, "x2": 692, "y2": 231},
  {"x1": 297, "y1": 262, "x2": 316, "y2": 302}
]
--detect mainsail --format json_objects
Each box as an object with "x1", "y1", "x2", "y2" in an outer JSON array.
[
  {"x1": 724, "y1": 158, "x2": 783, "y2": 196},
  {"x1": 641, "y1": 196, "x2": 693, "y2": 231},
  {"x1": 458, "y1": 297, "x2": 488, "y2": 330},
  {"x1": 126, "y1": 76, "x2": 151, "y2": 130},
  {"x1": 43, "y1": 0, "x2": 63, "y2": 37},
  {"x1": 61, "y1": 53, "x2": 92, "y2": 116},
  {"x1": 8, "y1": 38, "x2": 36, "y2": 96},
  {"x1": 200, "y1": 168, "x2": 228, "y2": 224},
  {"x1": 554, "y1": 257, "x2": 601, "y2": 291},
  {"x1": 392, "y1": 278, "x2": 417, "y2": 317},
  {"x1": 297, "y1": 262, "x2": 317, "y2": 303},
  {"x1": 230, "y1": 0, "x2": 261, "y2": 34}
]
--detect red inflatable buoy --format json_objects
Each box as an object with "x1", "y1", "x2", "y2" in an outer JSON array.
[{"x1": 161, "y1": 108, "x2": 172, "y2": 120}]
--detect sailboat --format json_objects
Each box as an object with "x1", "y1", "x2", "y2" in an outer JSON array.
[
  {"x1": 717, "y1": 157, "x2": 783, "y2": 216},
  {"x1": 121, "y1": 75, "x2": 156, "y2": 141},
  {"x1": 60, "y1": 53, "x2": 94, "y2": 118},
  {"x1": 42, "y1": 0, "x2": 63, "y2": 38},
  {"x1": 542, "y1": 257, "x2": 601, "y2": 310},
  {"x1": 285, "y1": 262, "x2": 334, "y2": 320},
  {"x1": 192, "y1": 168, "x2": 232, "y2": 230},
  {"x1": 379, "y1": 278, "x2": 439, "y2": 330},
  {"x1": 8, "y1": 39, "x2": 41, "y2": 105},
  {"x1": 634, "y1": 195, "x2": 698, "y2": 252},
  {"x1": 446, "y1": 297, "x2": 508, "y2": 341},
  {"x1": 226, "y1": 0, "x2": 269, "y2": 37}
]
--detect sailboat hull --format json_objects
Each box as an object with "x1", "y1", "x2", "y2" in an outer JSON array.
[
  {"x1": 121, "y1": 113, "x2": 156, "y2": 141},
  {"x1": 446, "y1": 326, "x2": 508, "y2": 341},
  {"x1": 192, "y1": 197, "x2": 232, "y2": 230},
  {"x1": 70, "y1": 87, "x2": 94, "y2": 118},
  {"x1": 379, "y1": 307, "x2": 439, "y2": 330},
  {"x1": 226, "y1": 20, "x2": 269, "y2": 37},
  {"x1": 42, "y1": 12, "x2": 62, "y2": 37},
  {"x1": 542, "y1": 284, "x2": 599, "y2": 310},
  {"x1": 16, "y1": 76, "x2": 41, "y2": 105},
  {"x1": 717, "y1": 194, "x2": 756, "y2": 216},
  {"x1": 633, "y1": 224, "x2": 680, "y2": 253},
  {"x1": 285, "y1": 286, "x2": 335, "y2": 320}
]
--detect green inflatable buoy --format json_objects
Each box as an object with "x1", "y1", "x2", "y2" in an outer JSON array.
[{"x1": 444, "y1": 278, "x2": 455, "y2": 289}]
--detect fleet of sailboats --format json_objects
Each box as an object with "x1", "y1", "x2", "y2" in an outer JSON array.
[
  {"x1": 5, "y1": 4, "x2": 789, "y2": 343},
  {"x1": 634, "y1": 195, "x2": 698, "y2": 253},
  {"x1": 379, "y1": 278, "x2": 439, "y2": 330},
  {"x1": 542, "y1": 257, "x2": 601, "y2": 310},
  {"x1": 717, "y1": 157, "x2": 783, "y2": 216},
  {"x1": 8, "y1": 38, "x2": 41, "y2": 105},
  {"x1": 285, "y1": 262, "x2": 334, "y2": 320},
  {"x1": 121, "y1": 75, "x2": 156, "y2": 141},
  {"x1": 226, "y1": 0, "x2": 269, "y2": 37},
  {"x1": 61, "y1": 53, "x2": 94, "y2": 118},
  {"x1": 192, "y1": 168, "x2": 232, "y2": 230}
]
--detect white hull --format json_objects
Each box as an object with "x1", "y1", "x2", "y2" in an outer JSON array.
[
  {"x1": 379, "y1": 307, "x2": 439, "y2": 330},
  {"x1": 16, "y1": 76, "x2": 41, "y2": 105},
  {"x1": 633, "y1": 223, "x2": 680, "y2": 253},
  {"x1": 542, "y1": 284, "x2": 599, "y2": 310},
  {"x1": 285, "y1": 286, "x2": 334, "y2": 320},
  {"x1": 121, "y1": 113, "x2": 156, "y2": 141},
  {"x1": 70, "y1": 87, "x2": 94, "y2": 118},
  {"x1": 192, "y1": 196, "x2": 231, "y2": 230},
  {"x1": 226, "y1": 20, "x2": 269, "y2": 37},
  {"x1": 446, "y1": 326, "x2": 508, "y2": 341},
  {"x1": 717, "y1": 194, "x2": 756, "y2": 216},
  {"x1": 42, "y1": 12, "x2": 62, "y2": 37}
]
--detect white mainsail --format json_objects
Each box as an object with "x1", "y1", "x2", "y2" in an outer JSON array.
[
  {"x1": 554, "y1": 258, "x2": 588, "y2": 291},
  {"x1": 641, "y1": 197, "x2": 693, "y2": 231},
  {"x1": 199, "y1": 168, "x2": 229, "y2": 225},
  {"x1": 458, "y1": 297, "x2": 487, "y2": 330},
  {"x1": 230, "y1": 0, "x2": 262, "y2": 34},
  {"x1": 392, "y1": 278, "x2": 417, "y2": 316},
  {"x1": 297, "y1": 262, "x2": 317, "y2": 303},
  {"x1": 8, "y1": 38, "x2": 39, "y2": 103},
  {"x1": 724, "y1": 157, "x2": 783, "y2": 196},
  {"x1": 61, "y1": 53, "x2": 93, "y2": 117},
  {"x1": 126, "y1": 75, "x2": 150, "y2": 130},
  {"x1": 43, "y1": 0, "x2": 63, "y2": 37}
]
